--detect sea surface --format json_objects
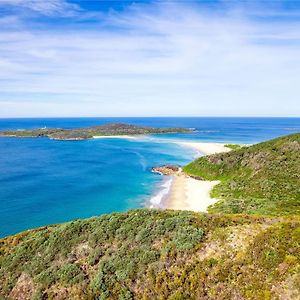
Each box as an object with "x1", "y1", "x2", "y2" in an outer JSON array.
[{"x1": 0, "y1": 117, "x2": 299, "y2": 237}]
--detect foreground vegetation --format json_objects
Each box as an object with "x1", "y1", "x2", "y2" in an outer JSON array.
[
  {"x1": 184, "y1": 133, "x2": 300, "y2": 216},
  {"x1": 1, "y1": 209, "x2": 299, "y2": 299},
  {"x1": 0, "y1": 123, "x2": 192, "y2": 140}
]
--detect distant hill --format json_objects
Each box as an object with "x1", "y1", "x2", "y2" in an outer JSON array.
[
  {"x1": 0, "y1": 123, "x2": 192, "y2": 140},
  {"x1": 184, "y1": 133, "x2": 300, "y2": 216},
  {"x1": 1, "y1": 209, "x2": 299, "y2": 299}
]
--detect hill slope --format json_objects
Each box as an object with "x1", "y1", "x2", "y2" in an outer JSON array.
[
  {"x1": 1, "y1": 209, "x2": 299, "y2": 299},
  {"x1": 184, "y1": 133, "x2": 300, "y2": 216}
]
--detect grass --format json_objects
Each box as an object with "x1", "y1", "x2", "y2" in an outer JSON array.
[{"x1": 184, "y1": 133, "x2": 300, "y2": 216}]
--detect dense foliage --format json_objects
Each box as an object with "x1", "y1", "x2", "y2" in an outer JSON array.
[
  {"x1": 1, "y1": 209, "x2": 299, "y2": 299},
  {"x1": 0, "y1": 123, "x2": 192, "y2": 140},
  {"x1": 184, "y1": 133, "x2": 300, "y2": 216}
]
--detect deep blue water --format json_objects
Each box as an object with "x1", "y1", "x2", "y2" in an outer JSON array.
[{"x1": 0, "y1": 117, "x2": 299, "y2": 237}]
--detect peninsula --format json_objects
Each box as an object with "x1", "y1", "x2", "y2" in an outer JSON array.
[{"x1": 0, "y1": 123, "x2": 193, "y2": 141}]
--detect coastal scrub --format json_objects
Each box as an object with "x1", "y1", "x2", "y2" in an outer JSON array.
[{"x1": 184, "y1": 133, "x2": 300, "y2": 216}]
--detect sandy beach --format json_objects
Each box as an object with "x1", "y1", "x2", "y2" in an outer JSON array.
[
  {"x1": 163, "y1": 142, "x2": 230, "y2": 212},
  {"x1": 165, "y1": 174, "x2": 220, "y2": 212},
  {"x1": 176, "y1": 141, "x2": 231, "y2": 155},
  {"x1": 93, "y1": 135, "x2": 138, "y2": 140}
]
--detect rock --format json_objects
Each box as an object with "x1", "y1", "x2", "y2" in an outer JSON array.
[
  {"x1": 151, "y1": 165, "x2": 181, "y2": 175},
  {"x1": 9, "y1": 273, "x2": 35, "y2": 300}
]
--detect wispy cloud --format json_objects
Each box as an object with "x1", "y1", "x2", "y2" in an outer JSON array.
[
  {"x1": 0, "y1": 1, "x2": 299, "y2": 117},
  {"x1": 0, "y1": 0, "x2": 80, "y2": 16}
]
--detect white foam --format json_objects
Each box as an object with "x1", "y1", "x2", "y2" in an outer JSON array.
[{"x1": 149, "y1": 177, "x2": 173, "y2": 208}]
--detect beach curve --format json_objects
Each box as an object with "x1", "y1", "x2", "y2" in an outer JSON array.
[{"x1": 161, "y1": 142, "x2": 231, "y2": 212}]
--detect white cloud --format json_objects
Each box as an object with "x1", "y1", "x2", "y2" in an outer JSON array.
[
  {"x1": 0, "y1": 0, "x2": 80, "y2": 16},
  {"x1": 0, "y1": 2, "x2": 299, "y2": 117}
]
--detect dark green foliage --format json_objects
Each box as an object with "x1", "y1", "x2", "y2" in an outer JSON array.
[
  {"x1": 184, "y1": 133, "x2": 300, "y2": 216},
  {"x1": 0, "y1": 123, "x2": 192, "y2": 140},
  {"x1": 167, "y1": 226, "x2": 203, "y2": 251},
  {"x1": 88, "y1": 247, "x2": 104, "y2": 266},
  {"x1": 1, "y1": 209, "x2": 299, "y2": 299}
]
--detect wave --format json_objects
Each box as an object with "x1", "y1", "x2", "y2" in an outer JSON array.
[
  {"x1": 134, "y1": 151, "x2": 147, "y2": 171},
  {"x1": 283, "y1": 127, "x2": 300, "y2": 131},
  {"x1": 148, "y1": 177, "x2": 173, "y2": 208}
]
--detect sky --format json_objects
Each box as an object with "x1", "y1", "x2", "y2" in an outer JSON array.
[{"x1": 0, "y1": 0, "x2": 300, "y2": 117}]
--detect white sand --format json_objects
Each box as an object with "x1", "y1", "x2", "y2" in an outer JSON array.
[
  {"x1": 165, "y1": 142, "x2": 231, "y2": 212},
  {"x1": 93, "y1": 135, "x2": 138, "y2": 140},
  {"x1": 166, "y1": 175, "x2": 220, "y2": 212},
  {"x1": 176, "y1": 141, "x2": 230, "y2": 155},
  {"x1": 93, "y1": 136, "x2": 231, "y2": 156}
]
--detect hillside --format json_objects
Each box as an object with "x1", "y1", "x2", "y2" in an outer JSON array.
[
  {"x1": 1, "y1": 209, "x2": 299, "y2": 299},
  {"x1": 184, "y1": 133, "x2": 300, "y2": 216},
  {"x1": 0, "y1": 123, "x2": 192, "y2": 140}
]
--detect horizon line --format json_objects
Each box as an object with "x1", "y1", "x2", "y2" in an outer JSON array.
[{"x1": 0, "y1": 116, "x2": 299, "y2": 119}]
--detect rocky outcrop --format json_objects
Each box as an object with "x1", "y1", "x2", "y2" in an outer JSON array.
[
  {"x1": 151, "y1": 165, "x2": 181, "y2": 175},
  {"x1": 9, "y1": 273, "x2": 35, "y2": 300}
]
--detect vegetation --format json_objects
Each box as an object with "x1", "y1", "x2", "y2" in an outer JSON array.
[
  {"x1": 1, "y1": 209, "x2": 299, "y2": 299},
  {"x1": 184, "y1": 133, "x2": 300, "y2": 216},
  {"x1": 224, "y1": 143, "x2": 244, "y2": 150},
  {"x1": 0, "y1": 123, "x2": 193, "y2": 140}
]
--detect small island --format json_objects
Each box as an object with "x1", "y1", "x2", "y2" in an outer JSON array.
[{"x1": 0, "y1": 123, "x2": 193, "y2": 141}]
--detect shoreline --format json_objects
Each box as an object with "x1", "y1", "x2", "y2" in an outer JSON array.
[
  {"x1": 152, "y1": 142, "x2": 231, "y2": 213},
  {"x1": 92, "y1": 135, "x2": 232, "y2": 213},
  {"x1": 164, "y1": 175, "x2": 220, "y2": 212},
  {"x1": 93, "y1": 135, "x2": 138, "y2": 140},
  {"x1": 175, "y1": 141, "x2": 231, "y2": 155}
]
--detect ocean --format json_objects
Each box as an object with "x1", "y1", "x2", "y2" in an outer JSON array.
[{"x1": 0, "y1": 117, "x2": 299, "y2": 237}]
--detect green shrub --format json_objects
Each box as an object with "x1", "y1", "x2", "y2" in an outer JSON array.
[
  {"x1": 57, "y1": 263, "x2": 84, "y2": 285},
  {"x1": 184, "y1": 133, "x2": 300, "y2": 216}
]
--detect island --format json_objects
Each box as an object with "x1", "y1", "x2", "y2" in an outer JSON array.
[{"x1": 0, "y1": 123, "x2": 194, "y2": 140}]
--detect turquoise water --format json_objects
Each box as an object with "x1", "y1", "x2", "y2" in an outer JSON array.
[{"x1": 0, "y1": 117, "x2": 299, "y2": 237}]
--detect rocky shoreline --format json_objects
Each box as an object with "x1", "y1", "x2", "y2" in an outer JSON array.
[
  {"x1": 151, "y1": 165, "x2": 181, "y2": 176},
  {"x1": 152, "y1": 165, "x2": 204, "y2": 181}
]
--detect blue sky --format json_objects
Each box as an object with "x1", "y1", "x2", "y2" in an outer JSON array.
[{"x1": 0, "y1": 0, "x2": 300, "y2": 117}]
